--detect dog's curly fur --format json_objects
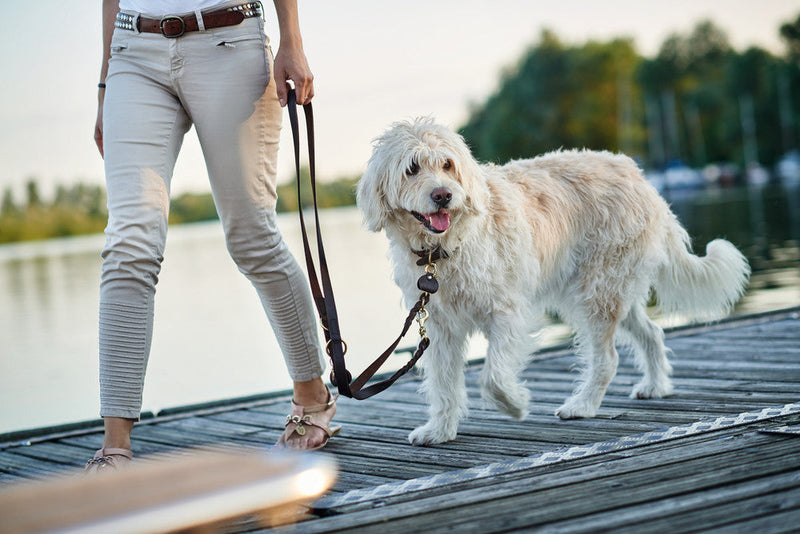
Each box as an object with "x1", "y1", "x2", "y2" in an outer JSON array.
[{"x1": 357, "y1": 118, "x2": 750, "y2": 445}]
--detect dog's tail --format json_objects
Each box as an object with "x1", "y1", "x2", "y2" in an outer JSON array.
[{"x1": 654, "y1": 217, "x2": 750, "y2": 321}]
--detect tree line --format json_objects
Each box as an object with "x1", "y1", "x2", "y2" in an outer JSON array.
[
  {"x1": 0, "y1": 172, "x2": 358, "y2": 244},
  {"x1": 1, "y1": 182, "x2": 108, "y2": 243},
  {"x1": 460, "y1": 16, "x2": 800, "y2": 172},
  {"x1": 4, "y1": 14, "x2": 799, "y2": 243}
]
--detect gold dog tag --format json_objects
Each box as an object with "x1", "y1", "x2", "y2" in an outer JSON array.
[{"x1": 295, "y1": 425, "x2": 306, "y2": 436}]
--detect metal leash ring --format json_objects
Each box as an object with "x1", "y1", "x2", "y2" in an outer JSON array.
[{"x1": 325, "y1": 338, "x2": 348, "y2": 356}]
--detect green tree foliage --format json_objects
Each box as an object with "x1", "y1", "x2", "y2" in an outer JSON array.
[
  {"x1": 638, "y1": 21, "x2": 737, "y2": 167},
  {"x1": 460, "y1": 31, "x2": 644, "y2": 163},
  {"x1": 0, "y1": 173, "x2": 359, "y2": 243},
  {"x1": 460, "y1": 18, "x2": 800, "y2": 171},
  {"x1": 169, "y1": 192, "x2": 219, "y2": 224},
  {"x1": 1, "y1": 188, "x2": 19, "y2": 216},
  {"x1": 25, "y1": 180, "x2": 42, "y2": 208},
  {"x1": 275, "y1": 168, "x2": 358, "y2": 212},
  {"x1": 0, "y1": 182, "x2": 108, "y2": 243},
  {"x1": 781, "y1": 14, "x2": 800, "y2": 61}
]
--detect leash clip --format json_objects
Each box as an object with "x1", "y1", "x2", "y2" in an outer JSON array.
[{"x1": 417, "y1": 307, "x2": 430, "y2": 338}]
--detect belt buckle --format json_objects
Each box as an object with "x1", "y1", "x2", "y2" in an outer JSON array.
[{"x1": 160, "y1": 15, "x2": 185, "y2": 38}]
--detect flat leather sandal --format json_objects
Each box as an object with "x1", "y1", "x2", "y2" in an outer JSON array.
[
  {"x1": 84, "y1": 447, "x2": 133, "y2": 474},
  {"x1": 275, "y1": 391, "x2": 341, "y2": 451}
]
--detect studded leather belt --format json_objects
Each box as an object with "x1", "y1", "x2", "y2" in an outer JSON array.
[{"x1": 115, "y1": 2, "x2": 263, "y2": 38}]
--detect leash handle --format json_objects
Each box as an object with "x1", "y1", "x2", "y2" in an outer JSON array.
[{"x1": 286, "y1": 89, "x2": 430, "y2": 400}]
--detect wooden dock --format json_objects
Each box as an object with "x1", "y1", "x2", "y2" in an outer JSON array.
[{"x1": 2, "y1": 307, "x2": 800, "y2": 532}]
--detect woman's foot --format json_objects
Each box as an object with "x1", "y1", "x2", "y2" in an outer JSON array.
[
  {"x1": 275, "y1": 387, "x2": 341, "y2": 451},
  {"x1": 84, "y1": 447, "x2": 133, "y2": 474}
]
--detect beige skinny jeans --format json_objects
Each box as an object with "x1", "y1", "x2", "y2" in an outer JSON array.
[{"x1": 100, "y1": 10, "x2": 324, "y2": 419}]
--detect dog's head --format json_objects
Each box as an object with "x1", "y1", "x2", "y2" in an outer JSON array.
[{"x1": 357, "y1": 118, "x2": 488, "y2": 249}]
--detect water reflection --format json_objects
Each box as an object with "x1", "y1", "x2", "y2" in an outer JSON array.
[
  {"x1": 662, "y1": 182, "x2": 800, "y2": 316},
  {"x1": 0, "y1": 183, "x2": 798, "y2": 433},
  {"x1": 666, "y1": 184, "x2": 797, "y2": 264}
]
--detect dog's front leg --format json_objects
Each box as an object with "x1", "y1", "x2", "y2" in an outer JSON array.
[
  {"x1": 480, "y1": 316, "x2": 533, "y2": 420},
  {"x1": 409, "y1": 320, "x2": 469, "y2": 446}
]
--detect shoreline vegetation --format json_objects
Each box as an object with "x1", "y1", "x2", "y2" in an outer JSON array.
[
  {"x1": 4, "y1": 16, "x2": 800, "y2": 244},
  {"x1": 0, "y1": 171, "x2": 358, "y2": 244}
]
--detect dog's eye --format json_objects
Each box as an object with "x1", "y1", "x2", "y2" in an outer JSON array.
[
  {"x1": 406, "y1": 161, "x2": 420, "y2": 177},
  {"x1": 443, "y1": 159, "x2": 453, "y2": 171}
]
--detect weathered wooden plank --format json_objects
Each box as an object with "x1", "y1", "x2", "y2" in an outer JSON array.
[
  {"x1": 441, "y1": 442, "x2": 799, "y2": 533},
  {"x1": 704, "y1": 507, "x2": 800, "y2": 534},
  {"x1": 204, "y1": 410, "x2": 284, "y2": 430},
  {"x1": 127, "y1": 425, "x2": 238, "y2": 450},
  {"x1": 326, "y1": 454, "x2": 446, "y2": 481},
  {"x1": 58, "y1": 433, "x2": 179, "y2": 458},
  {"x1": 323, "y1": 423, "x2": 800, "y2": 517},
  {"x1": 315, "y1": 434, "x2": 506, "y2": 469},
  {"x1": 379, "y1": 378, "x2": 796, "y2": 418},
  {"x1": 560, "y1": 483, "x2": 800, "y2": 534},
  {"x1": 165, "y1": 416, "x2": 272, "y2": 438},
  {"x1": 327, "y1": 472, "x2": 399, "y2": 493},
  {"x1": 0, "y1": 451, "x2": 63, "y2": 479},
  {"x1": 291, "y1": 432, "x2": 800, "y2": 533},
  {"x1": 334, "y1": 400, "x2": 656, "y2": 443},
  {"x1": 7, "y1": 442, "x2": 92, "y2": 467},
  {"x1": 670, "y1": 342, "x2": 800, "y2": 357},
  {"x1": 527, "y1": 361, "x2": 800, "y2": 384}
]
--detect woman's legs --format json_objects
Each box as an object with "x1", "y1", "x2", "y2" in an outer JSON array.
[
  {"x1": 100, "y1": 28, "x2": 190, "y2": 436},
  {"x1": 103, "y1": 417, "x2": 135, "y2": 450},
  {"x1": 178, "y1": 20, "x2": 330, "y2": 447},
  {"x1": 97, "y1": 16, "x2": 333, "y2": 454},
  {"x1": 183, "y1": 20, "x2": 325, "y2": 381}
]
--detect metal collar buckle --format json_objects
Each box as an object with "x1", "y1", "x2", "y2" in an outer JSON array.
[{"x1": 160, "y1": 15, "x2": 185, "y2": 38}]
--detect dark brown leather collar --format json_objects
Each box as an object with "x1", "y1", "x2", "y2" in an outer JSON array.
[
  {"x1": 115, "y1": 2, "x2": 262, "y2": 38},
  {"x1": 412, "y1": 246, "x2": 452, "y2": 266}
]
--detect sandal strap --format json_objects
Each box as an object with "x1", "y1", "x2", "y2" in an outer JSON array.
[
  {"x1": 95, "y1": 447, "x2": 133, "y2": 460},
  {"x1": 85, "y1": 447, "x2": 133, "y2": 471},
  {"x1": 283, "y1": 414, "x2": 337, "y2": 437},
  {"x1": 289, "y1": 392, "x2": 338, "y2": 414}
]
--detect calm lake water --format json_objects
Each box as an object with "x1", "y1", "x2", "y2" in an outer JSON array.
[{"x1": 1, "y1": 183, "x2": 799, "y2": 434}]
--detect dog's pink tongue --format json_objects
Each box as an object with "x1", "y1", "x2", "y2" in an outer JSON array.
[{"x1": 428, "y1": 210, "x2": 450, "y2": 232}]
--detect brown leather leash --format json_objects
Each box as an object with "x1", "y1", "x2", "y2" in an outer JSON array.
[{"x1": 286, "y1": 89, "x2": 438, "y2": 399}]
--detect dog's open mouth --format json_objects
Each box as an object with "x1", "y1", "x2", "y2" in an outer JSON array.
[{"x1": 411, "y1": 209, "x2": 451, "y2": 233}]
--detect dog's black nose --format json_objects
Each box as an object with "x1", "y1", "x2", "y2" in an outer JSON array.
[{"x1": 431, "y1": 187, "x2": 452, "y2": 208}]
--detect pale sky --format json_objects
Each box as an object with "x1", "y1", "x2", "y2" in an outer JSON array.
[{"x1": 0, "y1": 0, "x2": 798, "y2": 199}]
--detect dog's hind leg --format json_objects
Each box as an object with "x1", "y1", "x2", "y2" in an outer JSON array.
[
  {"x1": 480, "y1": 316, "x2": 532, "y2": 420},
  {"x1": 620, "y1": 303, "x2": 673, "y2": 399},
  {"x1": 556, "y1": 318, "x2": 619, "y2": 419},
  {"x1": 409, "y1": 321, "x2": 470, "y2": 445}
]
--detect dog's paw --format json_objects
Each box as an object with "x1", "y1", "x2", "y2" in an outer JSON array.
[
  {"x1": 555, "y1": 396, "x2": 599, "y2": 420},
  {"x1": 408, "y1": 421, "x2": 457, "y2": 446},
  {"x1": 630, "y1": 379, "x2": 674, "y2": 400}
]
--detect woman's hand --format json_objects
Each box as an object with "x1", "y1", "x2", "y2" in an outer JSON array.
[
  {"x1": 274, "y1": 43, "x2": 314, "y2": 107},
  {"x1": 272, "y1": 0, "x2": 313, "y2": 107}
]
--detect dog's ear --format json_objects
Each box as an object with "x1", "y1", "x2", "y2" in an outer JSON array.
[
  {"x1": 356, "y1": 162, "x2": 388, "y2": 232},
  {"x1": 459, "y1": 163, "x2": 489, "y2": 216},
  {"x1": 451, "y1": 141, "x2": 489, "y2": 216}
]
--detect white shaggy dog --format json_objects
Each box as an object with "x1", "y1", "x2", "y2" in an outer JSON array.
[{"x1": 356, "y1": 118, "x2": 750, "y2": 446}]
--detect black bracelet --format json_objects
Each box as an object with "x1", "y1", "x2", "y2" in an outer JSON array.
[{"x1": 98, "y1": 83, "x2": 106, "y2": 89}]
